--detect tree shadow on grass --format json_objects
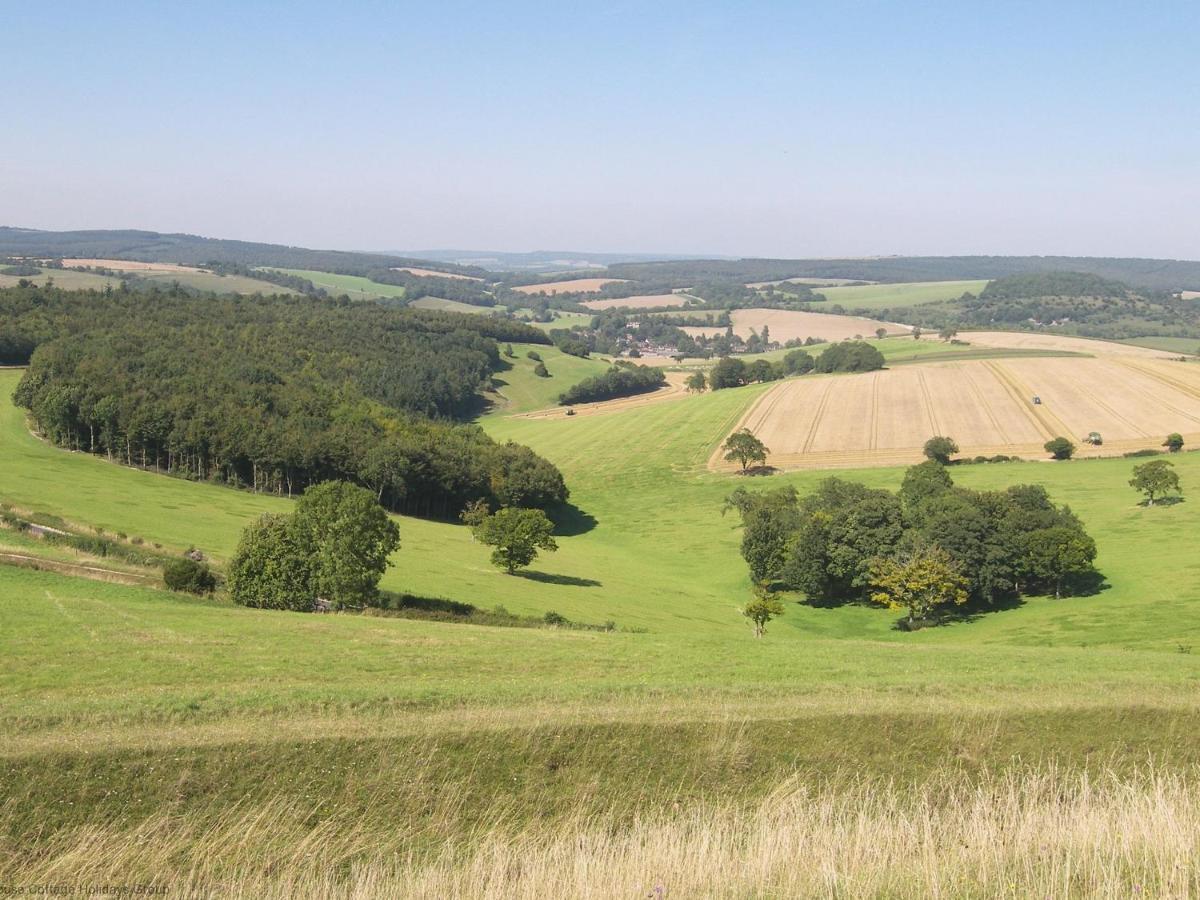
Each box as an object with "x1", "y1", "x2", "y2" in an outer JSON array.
[
  {"x1": 737, "y1": 465, "x2": 779, "y2": 477},
  {"x1": 1136, "y1": 496, "x2": 1185, "y2": 508},
  {"x1": 515, "y1": 570, "x2": 602, "y2": 588},
  {"x1": 548, "y1": 502, "x2": 598, "y2": 536}
]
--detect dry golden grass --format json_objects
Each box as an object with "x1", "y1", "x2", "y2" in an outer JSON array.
[
  {"x1": 581, "y1": 292, "x2": 693, "y2": 309},
  {"x1": 8, "y1": 766, "x2": 1198, "y2": 898},
  {"x1": 515, "y1": 278, "x2": 626, "y2": 295},
  {"x1": 391, "y1": 266, "x2": 482, "y2": 281},
  {"x1": 957, "y1": 331, "x2": 1181, "y2": 358},
  {"x1": 684, "y1": 308, "x2": 908, "y2": 343},
  {"x1": 57, "y1": 258, "x2": 200, "y2": 273},
  {"x1": 718, "y1": 356, "x2": 1200, "y2": 471}
]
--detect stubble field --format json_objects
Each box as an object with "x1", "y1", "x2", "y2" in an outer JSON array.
[{"x1": 724, "y1": 354, "x2": 1200, "y2": 470}]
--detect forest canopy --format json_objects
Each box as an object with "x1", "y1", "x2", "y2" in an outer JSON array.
[{"x1": 3, "y1": 284, "x2": 566, "y2": 519}]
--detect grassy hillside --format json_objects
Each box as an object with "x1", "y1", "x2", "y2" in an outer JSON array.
[
  {"x1": 485, "y1": 343, "x2": 613, "y2": 414},
  {"x1": 269, "y1": 267, "x2": 408, "y2": 299},
  {"x1": 409, "y1": 296, "x2": 497, "y2": 314},
  {"x1": 815, "y1": 279, "x2": 987, "y2": 310},
  {"x1": 6, "y1": 358, "x2": 1200, "y2": 893}
]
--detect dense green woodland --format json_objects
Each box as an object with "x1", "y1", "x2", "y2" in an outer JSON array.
[{"x1": 1, "y1": 285, "x2": 566, "y2": 519}]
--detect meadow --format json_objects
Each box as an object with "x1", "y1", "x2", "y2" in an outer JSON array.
[
  {"x1": 269, "y1": 267, "x2": 409, "y2": 299},
  {"x1": 5, "y1": 348, "x2": 1200, "y2": 893},
  {"x1": 813, "y1": 278, "x2": 989, "y2": 310}
]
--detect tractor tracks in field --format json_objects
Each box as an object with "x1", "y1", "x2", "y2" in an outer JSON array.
[{"x1": 984, "y1": 361, "x2": 1069, "y2": 440}]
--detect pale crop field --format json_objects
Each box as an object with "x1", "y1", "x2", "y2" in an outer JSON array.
[
  {"x1": 684, "y1": 307, "x2": 909, "y2": 343},
  {"x1": 58, "y1": 258, "x2": 200, "y2": 273},
  {"x1": 391, "y1": 266, "x2": 482, "y2": 281},
  {"x1": 958, "y1": 330, "x2": 1179, "y2": 358},
  {"x1": 724, "y1": 356, "x2": 1200, "y2": 470},
  {"x1": 580, "y1": 292, "x2": 693, "y2": 309},
  {"x1": 514, "y1": 277, "x2": 626, "y2": 295}
]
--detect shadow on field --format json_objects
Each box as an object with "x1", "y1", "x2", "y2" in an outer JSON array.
[
  {"x1": 1137, "y1": 496, "x2": 1185, "y2": 508},
  {"x1": 516, "y1": 570, "x2": 602, "y2": 588},
  {"x1": 549, "y1": 503, "x2": 598, "y2": 536}
]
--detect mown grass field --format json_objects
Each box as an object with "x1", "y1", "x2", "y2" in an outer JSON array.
[
  {"x1": 269, "y1": 267, "x2": 408, "y2": 299},
  {"x1": 815, "y1": 278, "x2": 988, "y2": 310},
  {"x1": 5, "y1": 353, "x2": 1200, "y2": 893},
  {"x1": 1119, "y1": 335, "x2": 1200, "y2": 355}
]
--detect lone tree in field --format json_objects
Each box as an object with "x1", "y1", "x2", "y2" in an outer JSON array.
[
  {"x1": 1044, "y1": 437, "x2": 1076, "y2": 460},
  {"x1": 938, "y1": 326, "x2": 958, "y2": 341},
  {"x1": 875, "y1": 327, "x2": 887, "y2": 340},
  {"x1": 868, "y1": 547, "x2": 969, "y2": 628},
  {"x1": 472, "y1": 506, "x2": 558, "y2": 574},
  {"x1": 741, "y1": 591, "x2": 785, "y2": 638},
  {"x1": 1129, "y1": 459, "x2": 1181, "y2": 506},
  {"x1": 723, "y1": 428, "x2": 769, "y2": 473},
  {"x1": 228, "y1": 481, "x2": 400, "y2": 611},
  {"x1": 685, "y1": 371, "x2": 707, "y2": 393},
  {"x1": 1164, "y1": 433, "x2": 1185, "y2": 453},
  {"x1": 923, "y1": 435, "x2": 959, "y2": 465}
]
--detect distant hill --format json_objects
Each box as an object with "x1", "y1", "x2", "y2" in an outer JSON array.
[
  {"x1": 607, "y1": 256, "x2": 1200, "y2": 292},
  {"x1": 0, "y1": 227, "x2": 485, "y2": 278},
  {"x1": 394, "y1": 249, "x2": 724, "y2": 273}
]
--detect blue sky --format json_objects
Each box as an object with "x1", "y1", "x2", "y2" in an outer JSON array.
[{"x1": 4, "y1": 1, "x2": 1197, "y2": 257}]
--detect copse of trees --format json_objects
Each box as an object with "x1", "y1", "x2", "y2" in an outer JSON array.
[
  {"x1": 726, "y1": 464, "x2": 1098, "y2": 624},
  {"x1": 6, "y1": 284, "x2": 567, "y2": 519},
  {"x1": 813, "y1": 341, "x2": 886, "y2": 373},
  {"x1": 229, "y1": 481, "x2": 400, "y2": 611},
  {"x1": 558, "y1": 363, "x2": 666, "y2": 405}
]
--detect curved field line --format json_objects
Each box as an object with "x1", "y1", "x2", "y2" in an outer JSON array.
[
  {"x1": 984, "y1": 361, "x2": 1066, "y2": 439},
  {"x1": 962, "y1": 366, "x2": 1011, "y2": 443},
  {"x1": 869, "y1": 372, "x2": 880, "y2": 450},
  {"x1": 1118, "y1": 361, "x2": 1200, "y2": 405},
  {"x1": 916, "y1": 370, "x2": 940, "y2": 435},
  {"x1": 1075, "y1": 381, "x2": 1151, "y2": 438},
  {"x1": 801, "y1": 380, "x2": 836, "y2": 454}
]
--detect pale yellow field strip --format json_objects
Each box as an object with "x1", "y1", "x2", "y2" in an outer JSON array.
[
  {"x1": 683, "y1": 308, "x2": 909, "y2": 344},
  {"x1": 581, "y1": 293, "x2": 694, "y2": 310},
  {"x1": 712, "y1": 357, "x2": 1200, "y2": 472},
  {"x1": 955, "y1": 331, "x2": 1178, "y2": 359},
  {"x1": 390, "y1": 266, "x2": 482, "y2": 281},
  {"x1": 516, "y1": 278, "x2": 628, "y2": 295},
  {"x1": 57, "y1": 258, "x2": 200, "y2": 273}
]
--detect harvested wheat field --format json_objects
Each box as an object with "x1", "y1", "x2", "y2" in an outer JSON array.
[
  {"x1": 391, "y1": 266, "x2": 482, "y2": 281},
  {"x1": 716, "y1": 356, "x2": 1200, "y2": 471},
  {"x1": 957, "y1": 331, "x2": 1180, "y2": 359},
  {"x1": 581, "y1": 293, "x2": 695, "y2": 310},
  {"x1": 58, "y1": 258, "x2": 200, "y2": 273},
  {"x1": 515, "y1": 278, "x2": 627, "y2": 295},
  {"x1": 685, "y1": 308, "x2": 909, "y2": 344}
]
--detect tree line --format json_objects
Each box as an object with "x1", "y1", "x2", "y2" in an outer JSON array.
[
  {"x1": 4, "y1": 284, "x2": 567, "y2": 519},
  {"x1": 558, "y1": 362, "x2": 666, "y2": 405}
]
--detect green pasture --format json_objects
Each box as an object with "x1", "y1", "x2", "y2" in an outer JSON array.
[
  {"x1": 408, "y1": 296, "x2": 498, "y2": 314},
  {"x1": 267, "y1": 268, "x2": 408, "y2": 299},
  {"x1": 1118, "y1": 336, "x2": 1200, "y2": 355},
  {"x1": 814, "y1": 279, "x2": 988, "y2": 310}
]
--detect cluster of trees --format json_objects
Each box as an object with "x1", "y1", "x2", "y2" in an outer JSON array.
[
  {"x1": 727, "y1": 462, "x2": 1099, "y2": 627},
  {"x1": 230, "y1": 481, "x2": 400, "y2": 610},
  {"x1": 207, "y1": 262, "x2": 328, "y2": 296},
  {"x1": 5, "y1": 284, "x2": 567, "y2": 519},
  {"x1": 558, "y1": 362, "x2": 666, "y2": 405},
  {"x1": 705, "y1": 341, "x2": 882, "y2": 391}
]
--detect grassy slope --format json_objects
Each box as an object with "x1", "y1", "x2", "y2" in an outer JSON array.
[
  {"x1": 816, "y1": 279, "x2": 988, "y2": 310},
  {"x1": 484, "y1": 343, "x2": 613, "y2": 414},
  {"x1": 408, "y1": 296, "x2": 496, "y2": 314},
  {"x1": 0, "y1": 269, "x2": 120, "y2": 291},
  {"x1": 134, "y1": 270, "x2": 297, "y2": 294},
  {"x1": 269, "y1": 267, "x2": 408, "y2": 299},
  {"x1": 1119, "y1": 336, "x2": 1200, "y2": 355}
]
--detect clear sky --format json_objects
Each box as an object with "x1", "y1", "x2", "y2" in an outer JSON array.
[{"x1": 4, "y1": 1, "x2": 1197, "y2": 258}]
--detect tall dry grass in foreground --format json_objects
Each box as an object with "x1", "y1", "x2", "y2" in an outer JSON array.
[{"x1": 8, "y1": 766, "x2": 1200, "y2": 898}]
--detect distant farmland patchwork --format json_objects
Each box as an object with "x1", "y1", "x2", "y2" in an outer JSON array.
[
  {"x1": 725, "y1": 354, "x2": 1200, "y2": 470},
  {"x1": 684, "y1": 308, "x2": 910, "y2": 343},
  {"x1": 514, "y1": 278, "x2": 627, "y2": 295}
]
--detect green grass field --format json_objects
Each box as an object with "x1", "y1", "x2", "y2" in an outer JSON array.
[
  {"x1": 268, "y1": 267, "x2": 408, "y2": 299},
  {"x1": 6, "y1": 356, "x2": 1200, "y2": 892},
  {"x1": 814, "y1": 279, "x2": 988, "y2": 310},
  {"x1": 1119, "y1": 336, "x2": 1200, "y2": 355},
  {"x1": 484, "y1": 343, "x2": 614, "y2": 414},
  {"x1": 134, "y1": 270, "x2": 297, "y2": 294},
  {"x1": 0, "y1": 269, "x2": 121, "y2": 291}
]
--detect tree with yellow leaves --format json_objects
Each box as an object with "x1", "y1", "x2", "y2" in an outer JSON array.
[{"x1": 868, "y1": 547, "x2": 968, "y2": 629}]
